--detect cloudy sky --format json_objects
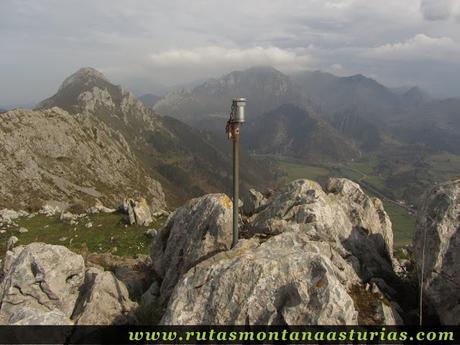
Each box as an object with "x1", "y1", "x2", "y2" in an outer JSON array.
[{"x1": 1, "y1": 0, "x2": 460, "y2": 105}]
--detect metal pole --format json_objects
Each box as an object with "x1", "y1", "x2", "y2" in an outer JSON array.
[
  {"x1": 226, "y1": 97, "x2": 245, "y2": 249},
  {"x1": 232, "y1": 126, "x2": 240, "y2": 249}
]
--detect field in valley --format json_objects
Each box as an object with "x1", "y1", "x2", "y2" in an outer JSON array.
[{"x1": 263, "y1": 154, "x2": 444, "y2": 248}]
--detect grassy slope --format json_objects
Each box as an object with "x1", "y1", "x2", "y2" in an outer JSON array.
[
  {"x1": 269, "y1": 155, "x2": 416, "y2": 248},
  {"x1": 1, "y1": 213, "x2": 165, "y2": 257},
  {"x1": 383, "y1": 201, "x2": 416, "y2": 247}
]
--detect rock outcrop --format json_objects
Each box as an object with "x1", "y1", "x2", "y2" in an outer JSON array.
[
  {"x1": 242, "y1": 188, "x2": 268, "y2": 216},
  {"x1": 87, "y1": 199, "x2": 116, "y2": 214},
  {"x1": 249, "y1": 179, "x2": 394, "y2": 281},
  {"x1": 150, "y1": 194, "x2": 233, "y2": 303},
  {"x1": 413, "y1": 179, "x2": 460, "y2": 325},
  {"x1": 162, "y1": 231, "x2": 359, "y2": 325},
  {"x1": 0, "y1": 243, "x2": 85, "y2": 324},
  {"x1": 0, "y1": 107, "x2": 166, "y2": 211},
  {"x1": 0, "y1": 243, "x2": 137, "y2": 325},
  {"x1": 72, "y1": 269, "x2": 137, "y2": 325},
  {"x1": 33, "y1": 66, "x2": 272, "y2": 206},
  {"x1": 153, "y1": 179, "x2": 402, "y2": 325},
  {"x1": 8, "y1": 307, "x2": 73, "y2": 325},
  {"x1": 0, "y1": 177, "x2": 413, "y2": 326},
  {"x1": 122, "y1": 197, "x2": 153, "y2": 226}
]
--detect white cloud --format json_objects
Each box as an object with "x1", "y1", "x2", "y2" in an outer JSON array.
[
  {"x1": 366, "y1": 34, "x2": 460, "y2": 61},
  {"x1": 331, "y1": 63, "x2": 343, "y2": 70},
  {"x1": 149, "y1": 46, "x2": 312, "y2": 72}
]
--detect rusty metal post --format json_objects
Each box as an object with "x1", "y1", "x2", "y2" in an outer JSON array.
[
  {"x1": 226, "y1": 98, "x2": 246, "y2": 249},
  {"x1": 232, "y1": 125, "x2": 240, "y2": 249}
]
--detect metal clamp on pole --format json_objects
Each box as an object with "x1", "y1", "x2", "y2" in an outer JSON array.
[{"x1": 226, "y1": 97, "x2": 246, "y2": 249}]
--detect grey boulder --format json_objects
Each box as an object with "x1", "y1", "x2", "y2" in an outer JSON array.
[
  {"x1": 413, "y1": 179, "x2": 460, "y2": 325},
  {"x1": 242, "y1": 188, "x2": 268, "y2": 216},
  {"x1": 151, "y1": 193, "x2": 233, "y2": 303},
  {"x1": 0, "y1": 243, "x2": 85, "y2": 323},
  {"x1": 72, "y1": 269, "x2": 137, "y2": 325},
  {"x1": 161, "y1": 231, "x2": 359, "y2": 325},
  {"x1": 250, "y1": 179, "x2": 395, "y2": 281},
  {"x1": 122, "y1": 197, "x2": 153, "y2": 226}
]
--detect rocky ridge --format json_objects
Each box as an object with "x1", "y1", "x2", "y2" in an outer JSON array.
[
  {"x1": 0, "y1": 106, "x2": 166, "y2": 211},
  {"x1": 413, "y1": 179, "x2": 460, "y2": 325},
  {"x1": 2, "y1": 177, "x2": 458, "y2": 326},
  {"x1": 156, "y1": 178, "x2": 402, "y2": 325},
  {"x1": 33, "y1": 67, "x2": 273, "y2": 205}
]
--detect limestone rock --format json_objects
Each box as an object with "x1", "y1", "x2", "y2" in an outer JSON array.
[
  {"x1": 151, "y1": 193, "x2": 233, "y2": 303},
  {"x1": 250, "y1": 179, "x2": 395, "y2": 281},
  {"x1": 144, "y1": 228, "x2": 158, "y2": 238},
  {"x1": 0, "y1": 108, "x2": 166, "y2": 212},
  {"x1": 40, "y1": 202, "x2": 68, "y2": 216},
  {"x1": 86, "y1": 252, "x2": 153, "y2": 301},
  {"x1": 87, "y1": 199, "x2": 116, "y2": 214},
  {"x1": 242, "y1": 188, "x2": 268, "y2": 216},
  {"x1": 59, "y1": 211, "x2": 79, "y2": 222},
  {"x1": 325, "y1": 178, "x2": 394, "y2": 260},
  {"x1": 413, "y1": 179, "x2": 460, "y2": 325},
  {"x1": 1, "y1": 246, "x2": 24, "y2": 274},
  {"x1": 78, "y1": 87, "x2": 115, "y2": 113},
  {"x1": 8, "y1": 307, "x2": 73, "y2": 325},
  {"x1": 250, "y1": 179, "x2": 350, "y2": 239},
  {"x1": 6, "y1": 236, "x2": 18, "y2": 252},
  {"x1": 122, "y1": 197, "x2": 153, "y2": 226},
  {"x1": 0, "y1": 209, "x2": 28, "y2": 225},
  {"x1": 72, "y1": 269, "x2": 137, "y2": 325},
  {"x1": 161, "y1": 231, "x2": 359, "y2": 325},
  {"x1": 0, "y1": 243, "x2": 85, "y2": 322}
]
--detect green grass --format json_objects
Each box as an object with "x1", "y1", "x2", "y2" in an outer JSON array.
[
  {"x1": 346, "y1": 159, "x2": 378, "y2": 175},
  {"x1": 428, "y1": 152, "x2": 460, "y2": 176},
  {"x1": 383, "y1": 201, "x2": 416, "y2": 248},
  {"x1": 1, "y1": 212, "x2": 165, "y2": 257},
  {"x1": 281, "y1": 162, "x2": 331, "y2": 183},
  {"x1": 334, "y1": 166, "x2": 363, "y2": 181}
]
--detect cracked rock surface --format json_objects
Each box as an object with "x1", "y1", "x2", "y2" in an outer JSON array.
[{"x1": 0, "y1": 243, "x2": 137, "y2": 325}]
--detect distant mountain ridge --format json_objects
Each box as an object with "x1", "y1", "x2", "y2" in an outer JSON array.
[
  {"x1": 154, "y1": 66, "x2": 460, "y2": 158},
  {"x1": 138, "y1": 93, "x2": 161, "y2": 108},
  {"x1": 154, "y1": 66, "x2": 308, "y2": 132},
  {"x1": 245, "y1": 104, "x2": 360, "y2": 161},
  {"x1": 34, "y1": 67, "x2": 273, "y2": 206}
]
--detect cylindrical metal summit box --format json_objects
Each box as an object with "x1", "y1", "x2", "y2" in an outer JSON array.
[{"x1": 232, "y1": 98, "x2": 246, "y2": 123}]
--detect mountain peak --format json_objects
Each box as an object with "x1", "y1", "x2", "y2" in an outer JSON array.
[
  {"x1": 402, "y1": 86, "x2": 430, "y2": 105},
  {"x1": 58, "y1": 67, "x2": 109, "y2": 91},
  {"x1": 243, "y1": 65, "x2": 283, "y2": 74},
  {"x1": 37, "y1": 67, "x2": 123, "y2": 113},
  {"x1": 344, "y1": 74, "x2": 370, "y2": 83}
]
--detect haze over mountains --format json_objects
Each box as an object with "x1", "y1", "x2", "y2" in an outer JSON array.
[
  {"x1": 152, "y1": 65, "x2": 460, "y2": 204},
  {"x1": 2, "y1": 64, "x2": 460, "y2": 210},
  {"x1": 155, "y1": 66, "x2": 460, "y2": 157},
  {"x1": 0, "y1": 67, "x2": 272, "y2": 210}
]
